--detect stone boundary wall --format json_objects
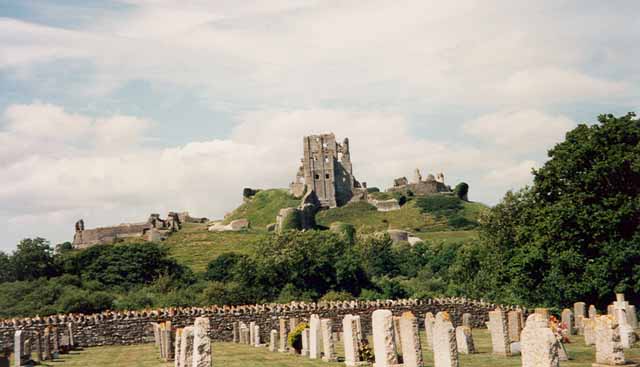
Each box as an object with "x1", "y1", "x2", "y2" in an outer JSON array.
[{"x1": 0, "y1": 298, "x2": 522, "y2": 351}]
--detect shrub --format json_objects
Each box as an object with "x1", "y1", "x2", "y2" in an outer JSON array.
[
  {"x1": 320, "y1": 290, "x2": 354, "y2": 302},
  {"x1": 454, "y1": 182, "x2": 469, "y2": 201},
  {"x1": 288, "y1": 322, "x2": 309, "y2": 352},
  {"x1": 205, "y1": 253, "x2": 246, "y2": 282},
  {"x1": 415, "y1": 195, "x2": 462, "y2": 216}
]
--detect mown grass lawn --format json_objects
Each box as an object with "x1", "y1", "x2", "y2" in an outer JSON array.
[{"x1": 17, "y1": 328, "x2": 640, "y2": 367}]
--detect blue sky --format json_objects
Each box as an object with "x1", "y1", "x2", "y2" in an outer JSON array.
[{"x1": 0, "y1": 0, "x2": 639, "y2": 251}]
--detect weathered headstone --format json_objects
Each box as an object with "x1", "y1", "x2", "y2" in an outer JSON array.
[
  {"x1": 455, "y1": 326, "x2": 475, "y2": 354},
  {"x1": 424, "y1": 312, "x2": 435, "y2": 351},
  {"x1": 163, "y1": 326, "x2": 174, "y2": 361},
  {"x1": 521, "y1": 313, "x2": 559, "y2": 367},
  {"x1": 461, "y1": 313, "x2": 472, "y2": 328},
  {"x1": 561, "y1": 309, "x2": 575, "y2": 335},
  {"x1": 399, "y1": 311, "x2": 423, "y2": 367},
  {"x1": 613, "y1": 294, "x2": 636, "y2": 349},
  {"x1": 153, "y1": 322, "x2": 161, "y2": 347},
  {"x1": 33, "y1": 330, "x2": 42, "y2": 363},
  {"x1": 179, "y1": 326, "x2": 194, "y2": 367},
  {"x1": 343, "y1": 315, "x2": 363, "y2": 366},
  {"x1": 232, "y1": 322, "x2": 238, "y2": 343},
  {"x1": 321, "y1": 318, "x2": 337, "y2": 362},
  {"x1": 309, "y1": 314, "x2": 321, "y2": 359},
  {"x1": 278, "y1": 318, "x2": 288, "y2": 353},
  {"x1": 574, "y1": 302, "x2": 586, "y2": 333},
  {"x1": 372, "y1": 309, "x2": 399, "y2": 367},
  {"x1": 392, "y1": 316, "x2": 403, "y2": 357},
  {"x1": 592, "y1": 315, "x2": 638, "y2": 366},
  {"x1": 43, "y1": 326, "x2": 51, "y2": 360},
  {"x1": 487, "y1": 307, "x2": 511, "y2": 356},
  {"x1": 14, "y1": 330, "x2": 27, "y2": 367},
  {"x1": 254, "y1": 325, "x2": 261, "y2": 347},
  {"x1": 269, "y1": 330, "x2": 277, "y2": 352},
  {"x1": 52, "y1": 326, "x2": 60, "y2": 356},
  {"x1": 175, "y1": 328, "x2": 183, "y2": 367},
  {"x1": 249, "y1": 321, "x2": 255, "y2": 347},
  {"x1": 67, "y1": 322, "x2": 75, "y2": 349},
  {"x1": 535, "y1": 308, "x2": 550, "y2": 320},
  {"x1": 589, "y1": 305, "x2": 598, "y2": 319},
  {"x1": 192, "y1": 317, "x2": 211, "y2": 367},
  {"x1": 508, "y1": 309, "x2": 523, "y2": 341},
  {"x1": 626, "y1": 305, "x2": 638, "y2": 329},
  {"x1": 301, "y1": 328, "x2": 310, "y2": 357},
  {"x1": 433, "y1": 312, "x2": 458, "y2": 367},
  {"x1": 583, "y1": 318, "x2": 596, "y2": 346}
]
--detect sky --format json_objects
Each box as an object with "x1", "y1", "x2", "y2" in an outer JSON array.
[{"x1": 0, "y1": 0, "x2": 639, "y2": 251}]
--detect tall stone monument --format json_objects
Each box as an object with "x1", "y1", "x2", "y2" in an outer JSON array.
[
  {"x1": 521, "y1": 313, "x2": 559, "y2": 367},
  {"x1": 433, "y1": 312, "x2": 459, "y2": 367},
  {"x1": 372, "y1": 309, "x2": 398, "y2": 367}
]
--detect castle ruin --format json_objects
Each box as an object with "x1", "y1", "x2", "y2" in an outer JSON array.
[
  {"x1": 289, "y1": 133, "x2": 367, "y2": 208},
  {"x1": 72, "y1": 212, "x2": 207, "y2": 249},
  {"x1": 387, "y1": 168, "x2": 451, "y2": 195}
]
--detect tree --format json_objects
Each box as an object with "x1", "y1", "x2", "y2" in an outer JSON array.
[
  {"x1": 478, "y1": 113, "x2": 640, "y2": 308},
  {"x1": 454, "y1": 182, "x2": 469, "y2": 201},
  {"x1": 0, "y1": 252, "x2": 14, "y2": 283},
  {"x1": 12, "y1": 238, "x2": 59, "y2": 281},
  {"x1": 205, "y1": 253, "x2": 246, "y2": 282}
]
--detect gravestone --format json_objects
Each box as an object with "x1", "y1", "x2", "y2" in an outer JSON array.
[
  {"x1": 309, "y1": 314, "x2": 321, "y2": 359},
  {"x1": 179, "y1": 326, "x2": 194, "y2": 367},
  {"x1": 163, "y1": 327, "x2": 174, "y2": 361},
  {"x1": 254, "y1": 325, "x2": 261, "y2": 347},
  {"x1": 321, "y1": 318, "x2": 337, "y2": 362},
  {"x1": 14, "y1": 330, "x2": 27, "y2": 367},
  {"x1": 593, "y1": 315, "x2": 637, "y2": 367},
  {"x1": 589, "y1": 305, "x2": 598, "y2": 319},
  {"x1": 461, "y1": 313, "x2": 472, "y2": 328},
  {"x1": 175, "y1": 328, "x2": 183, "y2": 367},
  {"x1": 278, "y1": 318, "x2": 288, "y2": 353},
  {"x1": 613, "y1": 294, "x2": 636, "y2": 349},
  {"x1": 583, "y1": 318, "x2": 596, "y2": 346},
  {"x1": 562, "y1": 309, "x2": 575, "y2": 335},
  {"x1": 372, "y1": 309, "x2": 399, "y2": 367},
  {"x1": 575, "y1": 302, "x2": 587, "y2": 333},
  {"x1": 627, "y1": 305, "x2": 638, "y2": 329},
  {"x1": 487, "y1": 308, "x2": 511, "y2": 356},
  {"x1": 301, "y1": 328, "x2": 310, "y2": 357},
  {"x1": 455, "y1": 326, "x2": 475, "y2": 354},
  {"x1": 43, "y1": 326, "x2": 51, "y2": 360},
  {"x1": 508, "y1": 309, "x2": 523, "y2": 341},
  {"x1": 424, "y1": 312, "x2": 435, "y2": 351},
  {"x1": 433, "y1": 312, "x2": 458, "y2": 367},
  {"x1": 269, "y1": 330, "x2": 277, "y2": 352},
  {"x1": 392, "y1": 316, "x2": 403, "y2": 357},
  {"x1": 521, "y1": 313, "x2": 559, "y2": 367},
  {"x1": 52, "y1": 326, "x2": 60, "y2": 356},
  {"x1": 67, "y1": 322, "x2": 75, "y2": 349},
  {"x1": 192, "y1": 317, "x2": 211, "y2": 367},
  {"x1": 232, "y1": 322, "x2": 238, "y2": 343},
  {"x1": 343, "y1": 315, "x2": 363, "y2": 366},
  {"x1": 249, "y1": 322, "x2": 255, "y2": 347},
  {"x1": 399, "y1": 311, "x2": 423, "y2": 367}
]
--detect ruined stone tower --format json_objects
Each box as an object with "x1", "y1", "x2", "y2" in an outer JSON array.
[{"x1": 290, "y1": 133, "x2": 365, "y2": 208}]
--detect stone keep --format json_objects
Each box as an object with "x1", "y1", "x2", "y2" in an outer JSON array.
[
  {"x1": 613, "y1": 294, "x2": 636, "y2": 349},
  {"x1": 424, "y1": 312, "x2": 435, "y2": 351},
  {"x1": 343, "y1": 314, "x2": 364, "y2": 366},
  {"x1": 561, "y1": 309, "x2": 575, "y2": 335},
  {"x1": 593, "y1": 315, "x2": 637, "y2": 366},
  {"x1": 192, "y1": 317, "x2": 211, "y2": 367},
  {"x1": 521, "y1": 313, "x2": 559, "y2": 367},
  {"x1": 433, "y1": 312, "x2": 459, "y2": 367},
  {"x1": 179, "y1": 326, "x2": 194, "y2": 367},
  {"x1": 455, "y1": 326, "x2": 475, "y2": 355},
  {"x1": 507, "y1": 309, "x2": 523, "y2": 342},
  {"x1": 321, "y1": 318, "x2": 337, "y2": 362},
  {"x1": 399, "y1": 311, "x2": 423, "y2": 367},
  {"x1": 309, "y1": 314, "x2": 322, "y2": 359},
  {"x1": 487, "y1": 308, "x2": 511, "y2": 356},
  {"x1": 269, "y1": 330, "x2": 277, "y2": 352},
  {"x1": 372, "y1": 309, "x2": 399, "y2": 367}
]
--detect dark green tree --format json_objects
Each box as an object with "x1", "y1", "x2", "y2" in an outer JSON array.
[
  {"x1": 478, "y1": 113, "x2": 640, "y2": 308},
  {"x1": 454, "y1": 182, "x2": 469, "y2": 201},
  {"x1": 12, "y1": 238, "x2": 59, "y2": 281}
]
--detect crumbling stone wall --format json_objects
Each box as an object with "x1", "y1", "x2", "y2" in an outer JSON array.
[
  {"x1": 388, "y1": 169, "x2": 451, "y2": 196},
  {"x1": 0, "y1": 298, "x2": 522, "y2": 350}
]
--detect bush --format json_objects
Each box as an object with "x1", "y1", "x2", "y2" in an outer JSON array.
[
  {"x1": 454, "y1": 182, "x2": 469, "y2": 201},
  {"x1": 447, "y1": 215, "x2": 477, "y2": 229},
  {"x1": 288, "y1": 322, "x2": 309, "y2": 352},
  {"x1": 329, "y1": 222, "x2": 356, "y2": 244},
  {"x1": 415, "y1": 195, "x2": 462, "y2": 216},
  {"x1": 205, "y1": 253, "x2": 246, "y2": 282},
  {"x1": 320, "y1": 290, "x2": 354, "y2": 302}
]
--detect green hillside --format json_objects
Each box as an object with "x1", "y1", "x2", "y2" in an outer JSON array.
[{"x1": 222, "y1": 189, "x2": 300, "y2": 228}]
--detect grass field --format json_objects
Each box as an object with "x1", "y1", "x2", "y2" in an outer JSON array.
[{"x1": 17, "y1": 328, "x2": 640, "y2": 367}]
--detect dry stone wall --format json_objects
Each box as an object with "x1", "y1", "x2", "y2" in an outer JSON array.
[{"x1": 0, "y1": 298, "x2": 519, "y2": 351}]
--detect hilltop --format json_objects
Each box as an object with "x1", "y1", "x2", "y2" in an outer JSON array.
[{"x1": 164, "y1": 188, "x2": 488, "y2": 272}]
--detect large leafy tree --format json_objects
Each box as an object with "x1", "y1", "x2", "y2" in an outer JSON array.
[
  {"x1": 480, "y1": 113, "x2": 640, "y2": 308},
  {"x1": 12, "y1": 238, "x2": 59, "y2": 281}
]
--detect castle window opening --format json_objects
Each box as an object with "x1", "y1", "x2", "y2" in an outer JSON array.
[
  {"x1": 315, "y1": 174, "x2": 320, "y2": 179},
  {"x1": 326, "y1": 174, "x2": 330, "y2": 179}
]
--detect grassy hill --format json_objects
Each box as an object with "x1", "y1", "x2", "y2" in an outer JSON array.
[
  {"x1": 163, "y1": 191, "x2": 488, "y2": 273},
  {"x1": 222, "y1": 189, "x2": 300, "y2": 228}
]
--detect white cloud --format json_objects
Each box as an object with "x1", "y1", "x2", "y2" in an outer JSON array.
[
  {"x1": 462, "y1": 109, "x2": 575, "y2": 154},
  {"x1": 4, "y1": 102, "x2": 91, "y2": 141}
]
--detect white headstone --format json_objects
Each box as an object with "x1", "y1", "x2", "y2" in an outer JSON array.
[
  {"x1": 521, "y1": 314, "x2": 559, "y2": 367},
  {"x1": 399, "y1": 311, "x2": 423, "y2": 367},
  {"x1": 487, "y1": 308, "x2": 511, "y2": 356},
  {"x1": 372, "y1": 309, "x2": 398, "y2": 367},
  {"x1": 301, "y1": 328, "x2": 310, "y2": 357},
  {"x1": 269, "y1": 330, "x2": 277, "y2": 352},
  {"x1": 192, "y1": 317, "x2": 211, "y2": 367},
  {"x1": 321, "y1": 318, "x2": 337, "y2": 362},
  {"x1": 309, "y1": 314, "x2": 321, "y2": 359},
  {"x1": 593, "y1": 315, "x2": 634, "y2": 366},
  {"x1": 455, "y1": 326, "x2": 475, "y2": 354},
  {"x1": 343, "y1": 315, "x2": 361, "y2": 366},
  {"x1": 433, "y1": 312, "x2": 458, "y2": 367},
  {"x1": 179, "y1": 326, "x2": 194, "y2": 367}
]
